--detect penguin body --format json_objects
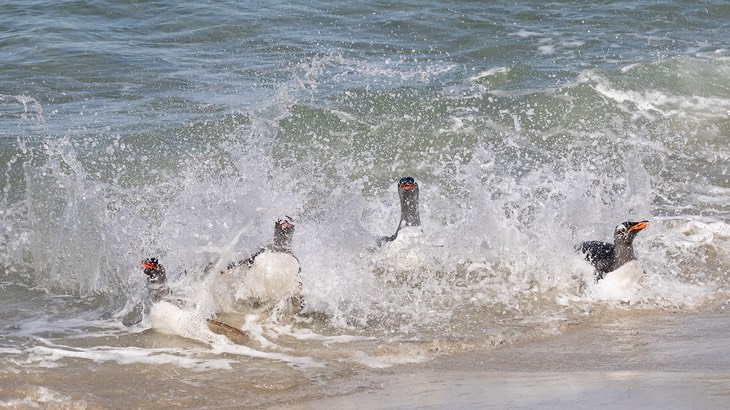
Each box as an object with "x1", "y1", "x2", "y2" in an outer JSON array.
[
  {"x1": 238, "y1": 250, "x2": 300, "y2": 303},
  {"x1": 374, "y1": 177, "x2": 429, "y2": 273},
  {"x1": 121, "y1": 258, "x2": 172, "y2": 326},
  {"x1": 141, "y1": 258, "x2": 170, "y2": 303},
  {"x1": 377, "y1": 226, "x2": 426, "y2": 271},
  {"x1": 222, "y1": 217, "x2": 302, "y2": 310},
  {"x1": 577, "y1": 220, "x2": 649, "y2": 279},
  {"x1": 577, "y1": 221, "x2": 649, "y2": 298},
  {"x1": 378, "y1": 176, "x2": 422, "y2": 246},
  {"x1": 595, "y1": 260, "x2": 644, "y2": 295}
]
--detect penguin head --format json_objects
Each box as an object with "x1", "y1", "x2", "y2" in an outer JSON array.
[
  {"x1": 398, "y1": 176, "x2": 417, "y2": 190},
  {"x1": 141, "y1": 257, "x2": 165, "y2": 282},
  {"x1": 397, "y1": 176, "x2": 419, "y2": 202},
  {"x1": 614, "y1": 220, "x2": 649, "y2": 244},
  {"x1": 273, "y1": 216, "x2": 295, "y2": 250}
]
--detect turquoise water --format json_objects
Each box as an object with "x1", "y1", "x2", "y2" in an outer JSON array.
[{"x1": 1, "y1": 1, "x2": 729, "y2": 407}]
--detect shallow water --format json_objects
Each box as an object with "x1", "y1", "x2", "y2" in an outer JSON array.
[
  {"x1": 1, "y1": 0, "x2": 729, "y2": 408},
  {"x1": 290, "y1": 304, "x2": 730, "y2": 409}
]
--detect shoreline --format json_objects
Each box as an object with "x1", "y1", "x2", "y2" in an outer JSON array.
[
  {"x1": 2, "y1": 304, "x2": 728, "y2": 409},
  {"x1": 277, "y1": 305, "x2": 730, "y2": 409}
]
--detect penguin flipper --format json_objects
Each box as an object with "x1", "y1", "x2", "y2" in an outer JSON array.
[{"x1": 220, "y1": 248, "x2": 265, "y2": 275}]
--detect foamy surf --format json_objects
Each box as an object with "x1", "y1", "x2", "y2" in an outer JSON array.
[
  {"x1": 0, "y1": 1, "x2": 728, "y2": 407},
  {"x1": 23, "y1": 340, "x2": 234, "y2": 371}
]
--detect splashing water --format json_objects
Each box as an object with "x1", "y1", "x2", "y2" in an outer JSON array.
[{"x1": 1, "y1": 11, "x2": 728, "y2": 386}]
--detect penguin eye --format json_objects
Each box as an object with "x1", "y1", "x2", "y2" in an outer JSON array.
[{"x1": 617, "y1": 225, "x2": 628, "y2": 234}]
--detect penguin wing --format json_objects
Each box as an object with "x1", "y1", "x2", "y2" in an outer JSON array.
[
  {"x1": 576, "y1": 241, "x2": 615, "y2": 275},
  {"x1": 220, "y1": 247, "x2": 266, "y2": 274}
]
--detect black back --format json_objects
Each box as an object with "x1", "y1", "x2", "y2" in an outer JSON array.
[{"x1": 576, "y1": 241, "x2": 615, "y2": 279}]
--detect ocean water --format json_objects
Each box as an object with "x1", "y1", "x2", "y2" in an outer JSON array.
[{"x1": 1, "y1": 0, "x2": 729, "y2": 408}]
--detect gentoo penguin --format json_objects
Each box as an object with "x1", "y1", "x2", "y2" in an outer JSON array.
[
  {"x1": 378, "y1": 176, "x2": 422, "y2": 246},
  {"x1": 373, "y1": 177, "x2": 428, "y2": 273},
  {"x1": 577, "y1": 221, "x2": 649, "y2": 278},
  {"x1": 122, "y1": 258, "x2": 169, "y2": 326},
  {"x1": 222, "y1": 216, "x2": 302, "y2": 309},
  {"x1": 141, "y1": 257, "x2": 171, "y2": 302},
  {"x1": 576, "y1": 221, "x2": 649, "y2": 294},
  {"x1": 139, "y1": 258, "x2": 252, "y2": 343}
]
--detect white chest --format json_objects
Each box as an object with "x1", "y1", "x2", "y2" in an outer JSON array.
[
  {"x1": 376, "y1": 227, "x2": 427, "y2": 271},
  {"x1": 594, "y1": 260, "x2": 644, "y2": 301},
  {"x1": 243, "y1": 251, "x2": 300, "y2": 301}
]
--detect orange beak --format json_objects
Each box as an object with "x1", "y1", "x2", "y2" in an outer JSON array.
[
  {"x1": 142, "y1": 261, "x2": 157, "y2": 270},
  {"x1": 628, "y1": 221, "x2": 649, "y2": 232},
  {"x1": 400, "y1": 183, "x2": 415, "y2": 190}
]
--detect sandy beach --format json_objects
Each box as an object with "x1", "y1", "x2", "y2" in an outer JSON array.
[{"x1": 279, "y1": 304, "x2": 730, "y2": 409}]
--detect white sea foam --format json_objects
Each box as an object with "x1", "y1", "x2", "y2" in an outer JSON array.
[
  {"x1": 538, "y1": 44, "x2": 556, "y2": 55},
  {"x1": 348, "y1": 350, "x2": 430, "y2": 368},
  {"x1": 620, "y1": 63, "x2": 643, "y2": 73},
  {"x1": 512, "y1": 29, "x2": 541, "y2": 38},
  {"x1": 134, "y1": 297, "x2": 328, "y2": 369},
  {"x1": 269, "y1": 323, "x2": 375, "y2": 344},
  {"x1": 15, "y1": 315, "x2": 321, "y2": 370},
  {"x1": 208, "y1": 341, "x2": 324, "y2": 368},
  {"x1": 24, "y1": 343, "x2": 234, "y2": 371},
  {"x1": 469, "y1": 67, "x2": 511, "y2": 82},
  {"x1": 581, "y1": 68, "x2": 730, "y2": 118}
]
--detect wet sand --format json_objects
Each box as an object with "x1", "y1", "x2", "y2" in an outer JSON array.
[
  {"x1": 2, "y1": 304, "x2": 728, "y2": 409},
  {"x1": 279, "y1": 305, "x2": 730, "y2": 409}
]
